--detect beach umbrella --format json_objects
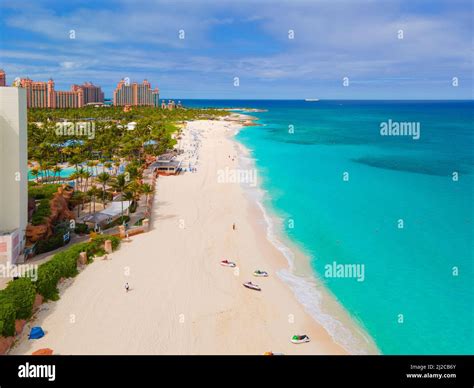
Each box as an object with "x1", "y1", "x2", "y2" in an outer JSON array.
[{"x1": 32, "y1": 348, "x2": 53, "y2": 355}]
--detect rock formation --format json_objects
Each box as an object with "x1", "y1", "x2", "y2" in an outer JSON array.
[{"x1": 25, "y1": 184, "x2": 75, "y2": 243}]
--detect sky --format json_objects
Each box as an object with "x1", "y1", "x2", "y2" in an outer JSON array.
[{"x1": 0, "y1": 0, "x2": 472, "y2": 99}]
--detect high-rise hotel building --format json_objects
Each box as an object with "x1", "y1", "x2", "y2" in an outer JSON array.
[
  {"x1": 72, "y1": 82, "x2": 104, "y2": 105},
  {"x1": 0, "y1": 69, "x2": 6, "y2": 86},
  {"x1": 14, "y1": 77, "x2": 105, "y2": 108},
  {"x1": 113, "y1": 79, "x2": 160, "y2": 107},
  {"x1": 17, "y1": 78, "x2": 84, "y2": 108}
]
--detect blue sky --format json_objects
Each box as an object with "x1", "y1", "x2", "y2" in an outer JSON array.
[{"x1": 0, "y1": 0, "x2": 472, "y2": 99}]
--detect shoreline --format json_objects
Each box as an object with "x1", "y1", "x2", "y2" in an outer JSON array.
[
  {"x1": 11, "y1": 115, "x2": 370, "y2": 355},
  {"x1": 230, "y1": 114, "x2": 379, "y2": 354}
]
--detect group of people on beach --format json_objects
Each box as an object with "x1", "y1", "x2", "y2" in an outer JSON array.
[{"x1": 179, "y1": 128, "x2": 202, "y2": 174}]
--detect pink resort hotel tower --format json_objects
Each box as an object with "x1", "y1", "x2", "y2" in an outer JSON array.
[{"x1": 113, "y1": 79, "x2": 160, "y2": 107}]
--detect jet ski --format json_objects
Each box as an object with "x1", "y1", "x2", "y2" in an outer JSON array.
[
  {"x1": 220, "y1": 259, "x2": 236, "y2": 268},
  {"x1": 290, "y1": 334, "x2": 310, "y2": 344},
  {"x1": 253, "y1": 270, "x2": 268, "y2": 277},
  {"x1": 243, "y1": 281, "x2": 261, "y2": 291}
]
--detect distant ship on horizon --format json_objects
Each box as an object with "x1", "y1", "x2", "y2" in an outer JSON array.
[{"x1": 304, "y1": 98, "x2": 320, "y2": 102}]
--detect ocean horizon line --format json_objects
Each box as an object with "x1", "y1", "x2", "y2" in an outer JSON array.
[
  {"x1": 113, "y1": 98, "x2": 474, "y2": 102},
  {"x1": 99, "y1": 98, "x2": 474, "y2": 103}
]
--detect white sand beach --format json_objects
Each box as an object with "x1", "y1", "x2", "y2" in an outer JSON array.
[{"x1": 11, "y1": 117, "x2": 352, "y2": 355}]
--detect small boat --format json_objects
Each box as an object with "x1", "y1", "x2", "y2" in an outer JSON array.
[
  {"x1": 304, "y1": 98, "x2": 319, "y2": 102},
  {"x1": 253, "y1": 270, "x2": 268, "y2": 277},
  {"x1": 220, "y1": 259, "x2": 236, "y2": 268},
  {"x1": 243, "y1": 281, "x2": 261, "y2": 291},
  {"x1": 291, "y1": 334, "x2": 310, "y2": 344},
  {"x1": 263, "y1": 351, "x2": 285, "y2": 356}
]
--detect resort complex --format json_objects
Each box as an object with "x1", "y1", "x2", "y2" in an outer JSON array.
[
  {"x1": 1, "y1": 85, "x2": 355, "y2": 356},
  {"x1": 12, "y1": 77, "x2": 103, "y2": 109},
  {"x1": 0, "y1": 77, "x2": 263, "y2": 355},
  {"x1": 0, "y1": 3, "x2": 471, "y2": 384}
]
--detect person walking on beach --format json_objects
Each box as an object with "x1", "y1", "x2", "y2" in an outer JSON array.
[
  {"x1": 125, "y1": 282, "x2": 130, "y2": 293},
  {"x1": 232, "y1": 223, "x2": 236, "y2": 231}
]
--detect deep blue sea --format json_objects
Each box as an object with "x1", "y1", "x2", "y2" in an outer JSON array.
[{"x1": 182, "y1": 99, "x2": 474, "y2": 355}]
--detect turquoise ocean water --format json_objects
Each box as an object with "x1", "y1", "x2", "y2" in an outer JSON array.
[{"x1": 185, "y1": 100, "x2": 474, "y2": 354}]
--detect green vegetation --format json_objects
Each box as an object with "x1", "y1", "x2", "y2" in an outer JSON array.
[
  {"x1": 36, "y1": 235, "x2": 121, "y2": 301},
  {"x1": 31, "y1": 199, "x2": 51, "y2": 226},
  {"x1": 2, "y1": 278, "x2": 36, "y2": 320},
  {"x1": 0, "y1": 300, "x2": 15, "y2": 337},
  {"x1": 74, "y1": 223, "x2": 89, "y2": 235},
  {"x1": 35, "y1": 233, "x2": 68, "y2": 255},
  {"x1": 27, "y1": 106, "x2": 227, "y2": 166},
  {"x1": 0, "y1": 278, "x2": 36, "y2": 336},
  {"x1": 28, "y1": 183, "x2": 61, "y2": 200},
  {"x1": 25, "y1": 106, "x2": 227, "y2": 257},
  {"x1": 0, "y1": 235, "x2": 121, "y2": 337}
]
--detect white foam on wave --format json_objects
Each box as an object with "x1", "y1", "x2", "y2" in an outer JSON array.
[
  {"x1": 235, "y1": 138, "x2": 372, "y2": 355},
  {"x1": 255, "y1": 198, "x2": 370, "y2": 354}
]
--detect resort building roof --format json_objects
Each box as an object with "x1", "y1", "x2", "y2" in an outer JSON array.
[{"x1": 82, "y1": 201, "x2": 131, "y2": 225}]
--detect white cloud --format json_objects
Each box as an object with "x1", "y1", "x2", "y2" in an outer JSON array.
[{"x1": 1, "y1": 0, "x2": 471, "y2": 98}]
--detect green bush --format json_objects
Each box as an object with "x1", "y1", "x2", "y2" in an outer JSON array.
[
  {"x1": 0, "y1": 298, "x2": 16, "y2": 337},
  {"x1": 28, "y1": 184, "x2": 61, "y2": 200},
  {"x1": 36, "y1": 243, "x2": 89, "y2": 300},
  {"x1": 35, "y1": 237, "x2": 119, "y2": 301},
  {"x1": 36, "y1": 260, "x2": 63, "y2": 301},
  {"x1": 35, "y1": 233, "x2": 67, "y2": 254},
  {"x1": 88, "y1": 235, "x2": 121, "y2": 253},
  {"x1": 0, "y1": 276, "x2": 38, "y2": 336},
  {"x1": 74, "y1": 223, "x2": 89, "y2": 235},
  {"x1": 31, "y1": 198, "x2": 51, "y2": 226},
  {"x1": 2, "y1": 278, "x2": 36, "y2": 320}
]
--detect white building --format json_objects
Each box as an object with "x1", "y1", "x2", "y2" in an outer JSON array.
[{"x1": 0, "y1": 87, "x2": 28, "y2": 264}]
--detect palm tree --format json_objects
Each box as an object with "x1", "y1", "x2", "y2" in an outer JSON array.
[
  {"x1": 122, "y1": 191, "x2": 135, "y2": 222},
  {"x1": 69, "y1": 171, "x2": 80, "y2": 191},
  {"x1": 111, "y1": 174, "x2": 131, "y2": 223},
  {"x1": 113, "y1": 161, "x2": 121, "y2": 176},
  {"x1": 86, "y1": 160, "x2": 99, "y2": 177},
  {"x1": 127, "y1": 180, "x2": 143, "y2": 202},
  {"x1": 104, "y1": 161, "x2": 113, "y2": 173},
  {"x1": 71, "y1": 191, "x2": 86, "y2": 218},
  {"x1": 82, "y1": 170, "x2": 93, "y2": 192},
  {"x1": 141, "y1": 183, "x2": 154, "y2": 207},
  {"x1": 38, "y1": 160, "x2": 48, "y2": 182},
  {"x1": 87, "y1": 185, "x2": 100, "y2": 214},
  {"x1": 52, "y1": 165, "x2": 62, "y2": 183},
  {"x1": 96, "y1": 172, "x2": 111, "y2": 208},
  {"x1": 30, "y1": 168, "x2": 40, "y2": 183},
  {"x1": 76, "y1": 167, "x2": 86, "y2": 191}
]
